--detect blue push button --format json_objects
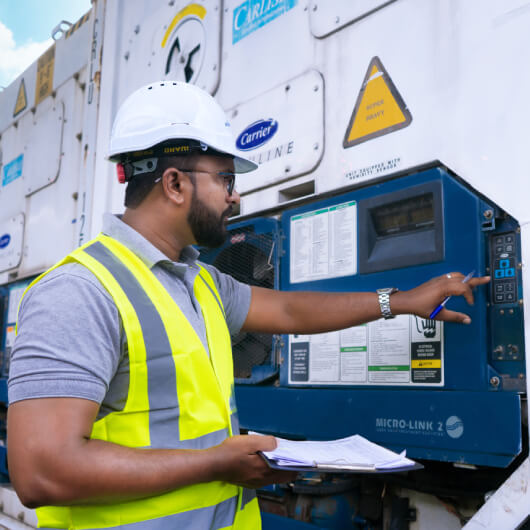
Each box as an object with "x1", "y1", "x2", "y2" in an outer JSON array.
[
  {"x1": 505, "y1": 268, "x2": 515, "y2": 277},
  {"x1": 495, "y1": 269, "x2": 505, "y2": 278},
  {"x1": 500, "y1": 259, "x2": 510, "y2": 269}
]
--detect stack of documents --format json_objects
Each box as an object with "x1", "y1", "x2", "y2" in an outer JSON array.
[{"x1": 253, "y1": 433, "x2": 420, "y2": 472}]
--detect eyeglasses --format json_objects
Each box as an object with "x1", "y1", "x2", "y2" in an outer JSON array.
[{"x1": 178, "y1": 168, "x2": 236, "y2": 196}]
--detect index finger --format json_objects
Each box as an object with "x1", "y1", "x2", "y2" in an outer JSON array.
[{"x1": 467, "y1": 276, "x2": 491, "y2": 288}]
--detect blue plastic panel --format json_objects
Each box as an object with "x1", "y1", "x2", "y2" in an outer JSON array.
[
  {"x1": 260, "y1": 167, "x2": 523, "y2": 467},
  {"x1": 236, "y1": 385, "x2": 521, "y2": 468}
]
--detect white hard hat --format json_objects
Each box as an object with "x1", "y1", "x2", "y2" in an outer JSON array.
[{"x1": 108, "y1": 81, "x2": 257, "y2": 173}]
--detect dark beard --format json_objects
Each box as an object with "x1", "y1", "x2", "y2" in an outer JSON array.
[{"x1": 187, "y1": 187, "x2": 232, "y2": 248}]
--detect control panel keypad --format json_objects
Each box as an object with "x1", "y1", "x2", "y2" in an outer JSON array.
[{"x1": 491, "y1": 232, "x2": 517, "y2": 304}]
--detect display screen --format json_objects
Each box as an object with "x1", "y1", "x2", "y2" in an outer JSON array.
[{"x1": 371, "y1": 193, "x2": 434, "y2": 237}]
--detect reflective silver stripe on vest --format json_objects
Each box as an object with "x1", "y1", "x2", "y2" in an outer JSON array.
[
  {"x1": 42, "y1": 494, "x2": 238, "y2": 530},
  {"x1": 176, "y1": 427, "x2": 228, "y2": 449},
  {"x1": 84, "y1": 241, "x2": 180, "y2": 448},
  {"x1": 231, "y1": 411, "x2": 240, "y2": 435},
  {"x1": 241, "y1": 488, "x2": 257, "y2": 509}
]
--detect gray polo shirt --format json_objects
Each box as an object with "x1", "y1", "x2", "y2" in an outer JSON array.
[{"x1": 8, "y1": 214, "x2": 251, "y2": 416}]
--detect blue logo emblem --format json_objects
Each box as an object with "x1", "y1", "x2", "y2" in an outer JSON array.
[
  {"x1": 236, "y1": 119, "x2": 278, "y2": 151},
  {"x1": 0, "y1": 234, "x2": 10, "y2": 249}
]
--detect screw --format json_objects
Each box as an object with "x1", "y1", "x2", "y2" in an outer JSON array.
[
  {"x1": 134, "y1": 25, "x2": 140, "y2": 34},
  {"x1": 519, "y1": 373, "x2": 525, "y2": 379},
  {"x1": 124, "y1": 51, "x2": 130, "y2": 61},
  {"x1": 490, "y1": 376, "x2": 500, "y2": 387},
  {"x1": 285, "y1": 84, "x2": 291, "y2": 91},
  {"x1": 519, "y1": 299, "x2": 524, "y2": 305},
  {"x1": 517, "y1": 227, "x2": 521, "y2": 234},
  {"x1": 313, "y1": 143, "x2": 319, "y2": 150},
  {"x1": 518, "y1": 263, "x2": 522, "y2": 269},
  {"x1": 285, "y1": 166, "x2": 291, "y2": 173},
  {"x1": 509, "y1": 309, "x2": 514, "y2": 314},
  {"x1": 335, "y1": 16, "x2": 340, "y2": 23},
  {"x1": 486, "y1": 267, "x2": 490, "y2": 273},
  {"x1": 500, "y1": 309, "x2": 504, "y2": 315},
  {"x1": 313, "y1": 85, "x2": 319, "y2": 91},
  {"x1": 483, "y1": 209, "x2": 493, "y2": 219},
  {"x1": 312, "y1": 3, "x2": 317, "y2": 11}
]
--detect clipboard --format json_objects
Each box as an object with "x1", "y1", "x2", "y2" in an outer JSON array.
[{"x1": 259, "y1": 452, "x2": 424, "y2": 474}]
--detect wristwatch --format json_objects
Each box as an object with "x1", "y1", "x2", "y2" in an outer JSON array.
[{"x1": 376, "y1": 287, "x2": 399, "y2": 319}]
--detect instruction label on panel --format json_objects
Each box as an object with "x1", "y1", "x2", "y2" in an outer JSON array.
[
  {"x1": 290, "y1": 200, "x2": 356, "y2": 283},
  {"x1": 289, "y1": 315, "x2": 443, "y2": 386},
  {"x1": 35, "y1": 45, "x2": 55, "y2": 106},
  {"x1": 343, "y1": 56, "x2": 412, "y2": 148}
]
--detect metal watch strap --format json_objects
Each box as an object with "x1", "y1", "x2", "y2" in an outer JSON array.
[{"x1": 376, "y1": 287, "x2": 399, "y2": 319}]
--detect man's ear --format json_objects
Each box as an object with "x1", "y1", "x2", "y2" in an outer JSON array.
[{"x1": 161, "y1": 167, "x2": 189, "y2": 205}]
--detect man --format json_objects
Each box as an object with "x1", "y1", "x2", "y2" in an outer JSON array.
[{"x1": 7, "y1": 82, "x2": 489, "y2": 529}]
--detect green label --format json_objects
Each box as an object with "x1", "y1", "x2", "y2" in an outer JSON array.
[
  {"x1": 368, "y1": 365, "x2": 409, "y2": 372},
  {"x1": 329, "y1": 201, "x2": 356, "y2": 212},
  {"x1": 341, "y1": 346, "x2": 367, "y2": 352},
  {"x1": 292, "y1": 201, "x2": 355, "y2": 221}
]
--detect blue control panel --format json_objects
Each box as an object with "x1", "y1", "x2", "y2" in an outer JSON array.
[
  {"x1": 492, "y1": 232, "x2": 518, "y2": 303},
  {"x1": 207, "y1": 168, "x2": 525, "y2": 468}
]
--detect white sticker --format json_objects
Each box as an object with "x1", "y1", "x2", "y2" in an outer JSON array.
[
  {"x1": 289, "y1": 316, "x2": 443, "y2": 386},
  {"x1": 5, "y1": 326, "x2": 15, "y2": 349},
  {"x1": 368, "y1": 315, "x2": 410, "y2": 383},
  {"x1": 290, "y1": 201, "x2": 356, "y2": 283},
  {"x1": 7, "y1": 285, "x2": 26, "y2": 323}
]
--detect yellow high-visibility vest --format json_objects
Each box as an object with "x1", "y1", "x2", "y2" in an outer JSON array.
[{"x1": 19, "y1": 234, "x2": 261, "y2": 529}]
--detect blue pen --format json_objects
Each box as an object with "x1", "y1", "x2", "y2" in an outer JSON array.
[{"x1": 429, "y1": 270, "x2": 475, "y2": 319}]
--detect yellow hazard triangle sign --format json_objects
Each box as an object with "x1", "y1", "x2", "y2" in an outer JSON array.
[
  {"x1": 343, "y1": 56, "x2": 412, "y2": 148},
  {"x1": 13, "y1": 79, "x2": 27, "y2": 117}
]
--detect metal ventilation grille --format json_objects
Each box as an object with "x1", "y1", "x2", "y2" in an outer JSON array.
[{"x1": 213, "y1": 232, "x2": 276, "y2": 379}]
